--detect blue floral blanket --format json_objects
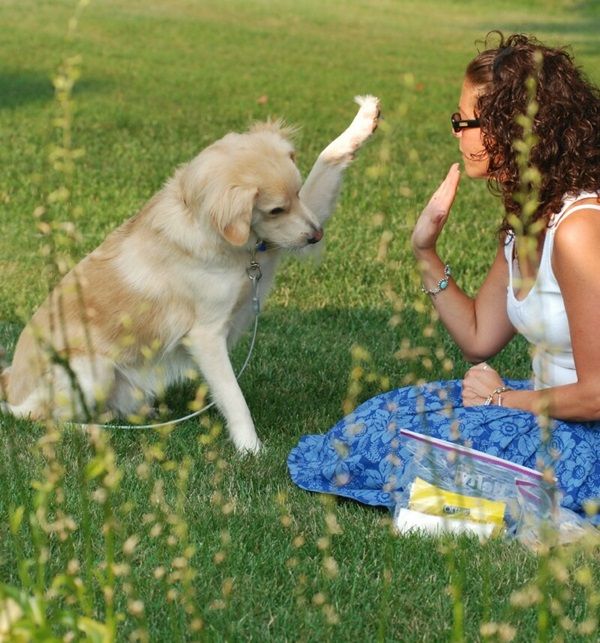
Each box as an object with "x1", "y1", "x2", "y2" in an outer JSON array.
[{"x1": 288, "y1": 380, "x2": 600, "y2": 523}]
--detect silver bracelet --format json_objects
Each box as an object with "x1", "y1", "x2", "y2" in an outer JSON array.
[
  {"x1": 484, "y1": 386, "x2": 508, "y2": 406},
  {"x1": 421, "y1": 264, "x2": 451, "y2": 296}
]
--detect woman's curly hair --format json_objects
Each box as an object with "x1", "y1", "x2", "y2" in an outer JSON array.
[{"x1": 466, "y1": 32, "x2": 600, "y2": 232}]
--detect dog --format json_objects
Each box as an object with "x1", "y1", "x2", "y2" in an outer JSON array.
[{"x1": 0, "y1": 95, "x2": 380, "y2": 452}]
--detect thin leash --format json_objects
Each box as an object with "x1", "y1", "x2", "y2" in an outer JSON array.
[{"x1": 71, "y1": 244, "x2": 265, "y2": 431}]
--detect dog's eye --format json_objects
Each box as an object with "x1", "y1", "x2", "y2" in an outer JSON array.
[{"x1": 269, "y1": 207, "x2": 285, "y2": 215}]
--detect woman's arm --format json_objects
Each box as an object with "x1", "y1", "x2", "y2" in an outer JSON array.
[
  {"x1": 412, "y1": 164, "x2": 515, "y2": 362},
  {"x1": 463, "y1": 206, "x2": 600, "y2": 421}
]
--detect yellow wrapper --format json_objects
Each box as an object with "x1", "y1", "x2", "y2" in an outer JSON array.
[{"x1": 408, "y1": 477, "x2": 506, "y2": 529}]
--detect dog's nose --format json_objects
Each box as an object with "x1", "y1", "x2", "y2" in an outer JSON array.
[{"x1": 307, "y1": 227, "x2": 324, "y2": 244}]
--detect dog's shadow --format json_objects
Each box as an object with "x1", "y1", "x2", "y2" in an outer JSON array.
[{"x1": 173, "y1": 305, "x2": 420, "y2": 441}]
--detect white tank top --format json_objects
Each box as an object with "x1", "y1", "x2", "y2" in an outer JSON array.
[{"x1": 505, "y1": 193, "x2": 600, "y2": 389}]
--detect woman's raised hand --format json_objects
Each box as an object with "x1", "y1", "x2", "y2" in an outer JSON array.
[{"x1": 411, "y1": 163, "x2": 461, "y2": 255}]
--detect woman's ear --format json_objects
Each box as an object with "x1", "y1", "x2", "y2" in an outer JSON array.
[{"x1": 210, "y1": 185, "x2": 258, "y2": 246}]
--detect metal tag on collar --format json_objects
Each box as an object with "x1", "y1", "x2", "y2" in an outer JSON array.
[
  {"x1": 247, "y1": 253, "x2": 262, "y2": 315},
  {"x1": 246, "y1": 259, "x2": 262, "y2": 283}
]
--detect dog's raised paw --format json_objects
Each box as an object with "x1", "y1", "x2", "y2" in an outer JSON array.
[
  {"x1": 349, "y1": 95, "x2": 381, "y2": 144},
  {"x1": 321, "y1": 95, "x2": 380, "y2": 163}
]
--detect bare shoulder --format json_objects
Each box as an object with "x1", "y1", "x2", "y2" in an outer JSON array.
[
  {"x1": 553, "y1": 201, "x2": 600, "y2": 275},
  {"x1": 554, "y1": 200, "x2": 600, "y2": 250}
]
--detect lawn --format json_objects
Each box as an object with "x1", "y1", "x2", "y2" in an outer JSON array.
[{"x1": 1, "y1": 0, "x2": 600, "y2": 640}]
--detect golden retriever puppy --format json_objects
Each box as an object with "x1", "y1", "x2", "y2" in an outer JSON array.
[{"x1": 1, "y1": 95, "x2": 380, "y2": 452}]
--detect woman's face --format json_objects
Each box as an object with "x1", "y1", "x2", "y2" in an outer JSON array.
[{"x1": 455, "y1": 79, "x2": 489, "y2": 178}]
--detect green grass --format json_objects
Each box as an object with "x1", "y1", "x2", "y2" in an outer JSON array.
[{"x1": 1, "y1": 0, "x2": 600, "y2": 640}]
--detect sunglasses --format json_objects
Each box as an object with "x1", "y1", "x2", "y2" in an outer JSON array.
[{"x1": 451, "y1": 112, "x2": 480, "y2": 133}]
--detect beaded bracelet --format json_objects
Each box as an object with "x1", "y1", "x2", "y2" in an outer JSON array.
[
  {"x1": 421, "y1": 264, "x2": 451, "y2": 296},
  {"x1": 484, "y1": 386, "x2": 508, "y2": 406}
]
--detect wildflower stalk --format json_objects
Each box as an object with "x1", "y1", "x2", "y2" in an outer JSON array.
[
  {"x1": 172, "y1": 453, "x2": 202, "y2": 633},
  {"x1": 312, "y1": 495, "x2": 342, "y2": 627},
  {"x1": 509, "y1": 51, "x2": 544, "y2": 302},
  {"x1": 509, "y1": 50, "x2": 556, "y2": 642},
  {"x1": 74, "y1": 428, "x2": 94, "y2": 616},
  {"x1": 536, "y1": 555, "x2": 551, "y2": 642},
  {"x1": 34, "y1": 0, "x2": 91, "y2": 418},
  {"x1": 102, "y1": 456, "x2": 119, "y2": 639}
]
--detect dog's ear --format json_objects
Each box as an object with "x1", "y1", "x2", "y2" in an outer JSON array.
[{"x1": 210, "y1": 185, "x2": 258, "y2": 246}]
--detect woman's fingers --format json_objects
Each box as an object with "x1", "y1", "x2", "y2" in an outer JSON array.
[
  {"x1": 432, "y1": 163, "x2": 461, "y2": 212},
  {"x1": 424, "y1": 164, "x2": 461, "y2": 222},
  {"x1": 462, "y1": 363, "x2": 504, "y2": 406},
  {"x1": 412, "y1": 164, "x2": 461, "y2": 251}
]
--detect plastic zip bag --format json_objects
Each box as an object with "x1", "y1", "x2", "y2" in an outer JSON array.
[
  {"x1": 515, "y1": 479, "x2": 594, "y2": 549},
  {"x1": 393, "y1": 428, "x2": 545, "y2": 540}
]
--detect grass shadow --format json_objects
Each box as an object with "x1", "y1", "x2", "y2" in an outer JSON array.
[
  {"x1": 0, "y1": 70, "x2": 108, "y2": 110},
  {"x1": 0, "y1": 71, "x2": 54, "y2": 110}
]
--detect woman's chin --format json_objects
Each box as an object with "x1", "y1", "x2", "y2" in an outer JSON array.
[{"x1": 462, "y1": 161, "x2": 489, "y2": 180}]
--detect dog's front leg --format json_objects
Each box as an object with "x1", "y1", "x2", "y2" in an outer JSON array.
[
  {"x1": 186, "y1": 325, "x2": 261, "y2": 454},
  {"x1": 299, "y1": 95, "x2": 380, "y2": 226}
]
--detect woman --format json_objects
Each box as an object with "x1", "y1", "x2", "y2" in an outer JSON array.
[{"x1": 288, "y1": 33, "x2": 600, "y2": 521}]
